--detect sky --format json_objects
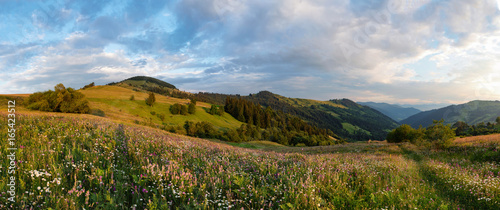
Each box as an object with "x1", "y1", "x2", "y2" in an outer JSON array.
[{"x1": 1, "y1": 0, "x2": 500, "y2": 108}]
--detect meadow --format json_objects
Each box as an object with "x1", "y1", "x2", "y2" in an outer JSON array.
[{"x1": 0, "y1": 112, "x2": 499, "y2": 209}]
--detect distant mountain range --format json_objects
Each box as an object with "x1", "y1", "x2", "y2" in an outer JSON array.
[
  {"x1": 357, "y1": 102, "x2": 421, "y2": 122},
  {"x1": 400, "y1": 100, "x2": 500, "y2": 128},
  {"x1": 398, "y1": 103, "x2": 451, "y2": 111}
]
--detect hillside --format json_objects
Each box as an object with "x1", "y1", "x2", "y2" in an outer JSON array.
[
  {"x1": 1, "y1": 111, "x2": 498, "y2": 209},
  {"x1": 401, "y1": 100, "x2": 500, "y2": 128},
  {"x1": 196, "y1": 91, "x2": 399, "y2": 141},
  {"x1": 79, "y1": 85, "x2": 242, "y2": 130},
  {"x1": 358, "y1": 102, "x2": 421, "y2": 121}
]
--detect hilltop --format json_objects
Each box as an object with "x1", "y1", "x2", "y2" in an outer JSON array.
[
  {"x1": 401, "y1": 100, "x2": 500, "y2": 128},
  {"x1": 111, "y1": 76, "x2": 191, "y2": 99}
]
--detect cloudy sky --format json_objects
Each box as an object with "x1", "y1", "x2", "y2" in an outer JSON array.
[{"x1": 1, "y1": 0, "x2": 500, "y2": 107}]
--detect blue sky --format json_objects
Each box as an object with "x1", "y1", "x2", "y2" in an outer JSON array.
[{"x1": 1, "y1": 0, "x2": 500, "y2": 107}]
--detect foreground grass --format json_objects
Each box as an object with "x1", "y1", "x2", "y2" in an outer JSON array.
[{"x1": 0, "y1": 112, "x2": 499, "y2": 209}]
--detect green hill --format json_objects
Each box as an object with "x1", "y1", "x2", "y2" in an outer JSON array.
[
  {"x1": 401, "y1": 100, "x2": 500, "y2": 128},
  {"x1": 358, "y1": 102, "x2": 421, "y2": 122},
  {"x1": 120, "y1": 76, "x2": 177, "y2": 89},
  {"x1": 112, "y1": 76, "x2": 190, "y2": 98},
  {"x1": 79, "y1": 85, "x2": 243, "y2": 130},
  {"x1": 196, "y1": 91, "x2": 399, "y2": 141}
]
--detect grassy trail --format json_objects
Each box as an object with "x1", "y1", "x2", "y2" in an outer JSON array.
[{"x1": 400, "y1": 144, "x2": 500, "y2": 209}]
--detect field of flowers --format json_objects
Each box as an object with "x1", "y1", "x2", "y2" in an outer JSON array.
[{"x1": 0, "y1": 113, "x2": 499, "y2": 209}]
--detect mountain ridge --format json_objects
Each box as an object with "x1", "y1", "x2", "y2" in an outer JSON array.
[{"x1": 400, "y1": 100, "x2": 500, "y2": 128}]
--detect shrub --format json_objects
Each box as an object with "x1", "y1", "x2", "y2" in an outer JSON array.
[
  {"x1": 90, "y1": 109, "x2": 105, "y2": 117},
  {"x1": 426, "y1": 120, "x2": 456, "y2": 149},
  {"x1": 188, "y1": 103, "x2": 196, "y2": 114},
  {"x1": 130, "y1": 95, "x2": 135, "y2": 101},
  {"x1": 180, "y1": 105, "x2": 188, "y2": 115},
  {"x1": 387, "y1": 124, "x2": 422, "y2": 143},
  {"x1": 157, "y1": 113, "x2": 165, "y2": 121},
  {"x1": 209, "y1": 105, "x2": 224, "y2": 116},
  {"x1": 170, "y1": 103, "x2": 182, "y2": 115},
  {"x1": 26, "y1": 83, "x2": 90, "y2": 114}
]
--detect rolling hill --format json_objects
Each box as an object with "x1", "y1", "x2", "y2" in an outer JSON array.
[
  {"x1": 358, "y1": 102, "x2": 421, "y2": 122},
  {"x1": 400, "y1": 100, "x2": 500, "y2": 128},
  {"x1": 79, "y1": 84, "x2": 243, "y2": 130},
  {"x1": 196, "y1": 91, "x2": 399, "y2": 141}
]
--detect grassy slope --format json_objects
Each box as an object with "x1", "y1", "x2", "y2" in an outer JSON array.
[
  {"x1": 1, "y1": 111, "x2": 498, "y2": 209},
  {"x1": 274, "y1": 95, "x2": 347, "y2": 109},
  {"x1": 80, "y1": 85, "x2": 243, "y2": 130}
]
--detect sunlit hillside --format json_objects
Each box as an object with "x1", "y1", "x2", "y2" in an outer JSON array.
[{"x1": 79, "y1": 85, "x2": 243, "y2": 130}]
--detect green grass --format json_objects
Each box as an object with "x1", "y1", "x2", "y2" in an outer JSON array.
[
  {"x1": 275, "y1": 95, "x2": 347, "y2": 109},
  {"x1": 1, "y1": 112, "x2": 499, "y2": 209},
  {"x1": 342, "y1": 122, "x2": 371, "y2": 135},
  {"x1": 81, "y1": 86, "x2": 243, "y2": 130},
  {"x1": 216, "y1": 140, "x2": 286, "y2": 150}
]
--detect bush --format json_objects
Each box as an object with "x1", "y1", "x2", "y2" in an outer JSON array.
[
  {"x1": 209, "y1": 105, "x2": 224, "y2": 116},
  {"x1": 387, "y1": 124, "x2": 423, "y2": 143},
  {"x1": 180, "y1": 105, "x2": 188, "y2": 115},
  {"x1": 90, "y1": 109, "x2": 105, "y2": 117},
  {"x1": 388, "y1": 120, "x2": 456, "y2": 149},
  {"x1": 426, "y1": 120, "x2": 456, "y2": 149},
  {"x1": 157, "y1": 113, "x2": 165, "y2": 121},
  {"x1": 150, "y1": 111, "x2": 156, "y2": 116},
  {"x1": 188, "y1": 103, "x2": 196, "y2": 114},
  {"x1": 130, "y1": 95, "x2": 135, "y2": 101},
  {"x1": 26, "y1": 83, "x2": 90, "y2": 114}
]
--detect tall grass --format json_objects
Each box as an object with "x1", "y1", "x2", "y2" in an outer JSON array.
[{"x1": 0, "y1": 113, "x2": 498, "y2": 209}]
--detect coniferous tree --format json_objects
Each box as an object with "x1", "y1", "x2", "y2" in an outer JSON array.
[{"x1": 145, "y1": 92, "x2": 156, "y2": 106}]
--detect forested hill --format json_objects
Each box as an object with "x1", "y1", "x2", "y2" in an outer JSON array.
[
  {"x1": 109, "y1": 76, "x2": 191, "y2": 99},
  {"x1": 400, "y1": 100, "x2": 500, "y2": 128},
  {"x1": 196, "y1": 91, "x2": 399, "y2": 141}
]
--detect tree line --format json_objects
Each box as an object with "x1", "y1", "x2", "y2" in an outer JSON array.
[
  {"x1": 223, "y1": 96, "x2": 342, "y2": 146},
  {"x1": 452, "y1": 118, "x2": 500, "y2": 137},
  {"x1": 387, "y1": 117, "x2": 500, "y2": 149}
]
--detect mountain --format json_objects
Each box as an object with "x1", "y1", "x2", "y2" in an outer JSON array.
[
  {"x1": 400, "y1": 100, "x2": 500, "y2": 128},
  {"x1": 357, "y1": 102, "x2": 421, "y2": 122},
  {"x1": 196, "y1": 91, "x2": 399, "y2": 141},
  {"x1": 399, "y1": 103, "x2": 451, "y2": 111}
]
